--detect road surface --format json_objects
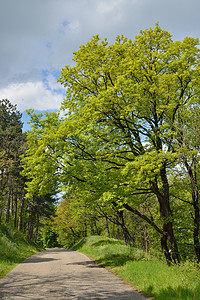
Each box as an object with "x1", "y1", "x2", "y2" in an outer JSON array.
[{"x1": 0, "y1": 249, "x2": 147, "y2": 299}]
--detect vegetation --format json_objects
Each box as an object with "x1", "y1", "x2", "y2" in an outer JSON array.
[
  {"x1": 72, "y1": 235, "x2": 200, "y2": 300},
  {"x1": 0, "y1": 99, "x2": 57, "y2": 280},
  {"x1": 1, "y1": 24, "x2": 200, "y2": 289},
  {"x1": 21, "y1": 24, "x2": 200, "y2": 265},
  {"x1": 0, "y1": 225, "x2": 41, "y2": 278},
  {"x1": 0, "y1": 99, "x2": 58, "y2": 245},
  {"x1": 0, "y1": 99, "x2": 26, "y2": 226}
]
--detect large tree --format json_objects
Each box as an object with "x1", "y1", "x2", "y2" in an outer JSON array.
[{"x1": 23, "y1": 25, "x2": 200, "y2": 263}]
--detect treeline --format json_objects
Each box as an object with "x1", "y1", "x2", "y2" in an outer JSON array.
[{"x1": 0, "y1": 99, "x2": 57, "y2": 243}]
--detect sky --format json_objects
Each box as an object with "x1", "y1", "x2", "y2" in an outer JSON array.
[{"x1": 1, "y1": 0, "x2": 200, "y2": 130}]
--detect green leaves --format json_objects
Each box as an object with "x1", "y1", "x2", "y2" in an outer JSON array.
[
  {"x1": 22, "y1": 110, "x2": 60, "y2": 198},
  {"x1": 25, "y1": 24, "x2": 200, "y2": 210},
  {"x1": 23, "y1": 25, "x2": 200, "y2": 261}
]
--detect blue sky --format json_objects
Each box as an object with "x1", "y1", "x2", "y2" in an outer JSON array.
[{"x1": 0, "y1": 0, "x2": 200, "y2": 131}]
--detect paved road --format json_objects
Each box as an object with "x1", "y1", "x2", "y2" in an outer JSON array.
[{"x1": 0, "y1": 249, "x2": 147, "y2": 299}]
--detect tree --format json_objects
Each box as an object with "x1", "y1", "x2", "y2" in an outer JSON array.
[
  {"x1": 21, "y1": 111, "x2": 60, "y2": 240},
  {"x1": 58, "y1": 25, "x2": 200, "y2": 263},
  {"x1": 172, "y1": 104, "x2": 200, "y2": 262},
  {"x1": 0, "y1": 99, "x2": 25, "y2": 225},
  {"x1": 26, "y1": 193, "x2": 57, "y2": 241},
  {"x1": 22, "y1": 110, "x2": 60, "y2": 199},
  {"x1": 23, "y1": 25, "x2": 200, "y2": 263}
]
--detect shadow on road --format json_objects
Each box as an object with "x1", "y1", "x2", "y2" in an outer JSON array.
[
  {"x1": 22, "y1": 257, "x2": 59, "y2": 263},
  {"x1": 0, "y1": 249, "x2": 146, "y2": 299},
  {"x1": 0, "y1": 272, "x2": 144, "y2": 299},
  {"x1": 65, "y1": 260, "x2": 103, "y2": 268}
]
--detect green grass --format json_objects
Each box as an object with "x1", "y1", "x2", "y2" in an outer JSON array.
[
  {"x1": 0, "y1": 225, "x2": 42, "y2": 278},
  {"x1": 72, "y1": 235, "x2": 200, "y2": 300}
]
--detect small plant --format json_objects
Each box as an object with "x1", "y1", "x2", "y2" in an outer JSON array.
[
  {"x1": 72, "y1": 235, "x2": 200, "y2": 299},
  {"x1": 0, "y1": 226, "x2": 41, "y2": 278}
]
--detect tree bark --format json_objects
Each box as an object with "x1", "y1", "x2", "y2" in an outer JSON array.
[
  {"x1": 34, "y1": 214, "x2": 40, "y2": 243},
  {"x1": 18, "y1": 192, "x2": 25, "y2": 231},
  {"x1": 27, "y1": 203, "x2": 34, "y2": 240},
  {"x1": 184, "y1": 158, "x2": 200, "y2": 263},
  {"x1": 118, "y1": 210, "x2": 131, "y2": 246},
  {"x1": 105, "y1": 216, "x2": 110, "y2": 236},
  {"x1": 151, "y1": 163, "x2": 180, "y2": 264},
  {"x1": 14, "y1": 191, "x2": 18, "y2": 228},
  {"x1": 5, "y1": 186, "x2": 11, "y2": 223}
]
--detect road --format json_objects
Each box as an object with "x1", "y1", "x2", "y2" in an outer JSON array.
[{"x1": 0, "y1": 249, "x2": 147, "y2": 299}]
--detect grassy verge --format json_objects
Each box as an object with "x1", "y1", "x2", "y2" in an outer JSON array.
[
  {"x1": 72, "y1": 235, "x2": 200, "y2": 300},
  {"x1": 0, "y1": 225, "x2": 42, "y2": 279}
]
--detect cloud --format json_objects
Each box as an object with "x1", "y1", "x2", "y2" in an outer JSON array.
[
  {"x1": 0, "y1": 80, "x2": 65, "y2": 112},
  {"x1": 1, "y1": 0, "x2": 199, "y2": 84},
  {"x1": 1, "y1": 0, "x2": 200, "y2": 115}
]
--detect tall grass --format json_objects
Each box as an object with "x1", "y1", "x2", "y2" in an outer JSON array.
[
  {"x1": 0, "y1": 225, "x2": 41, "y2": 278},
  {"x1": 72, "y1": 235, "x2": 200, "y2": 300}
]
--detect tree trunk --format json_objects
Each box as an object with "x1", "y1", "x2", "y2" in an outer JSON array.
[
  {"x1": 105, "y1": 216, "x2": 110, "y2": 236},
  {"x1": 118, "y1": 210, "x2": 131, "y2": 246},
  {"x1": 5, "y1": 187, "x2": 11, "y2": 223},
  {"x1": 27, "y1": 203, "x2": 34, "y2": 240},
  {"x1": 11, "y1": 188, "x2": 14, "y2": 217},
  {"x1": 151, "y1": 163, "x2": 180, "y2": 264},
  {"x1": 84, "y1": 222, "x2": 87, "y2": 236},
  {"x1": 0, "y1": 207, "x2": 2, "y2": 223},
  {"x1": 18, "y1": 192, "x2": 25, "y2": 231},
  {"x1": 34, "y1": 214, "x2": 39, "y2": 243},
  {"x1": 143, "y1": 225, "x2": 149, "y2": 254},
  {"x1": 14, "y1": 192, "x2": 18, "y2": 228},
  {"x1": 184, "y1": 158, "x2": 200, "y2": 263},
  {"x1": 160, "y1": 209, "x2": 179, "y2": 264},
  {"x1": 193, "y1": 201, "x2": 200, "y2": 263},
  {"x1": 94, "y1": 218, "x2": 100, "y2": 235}
]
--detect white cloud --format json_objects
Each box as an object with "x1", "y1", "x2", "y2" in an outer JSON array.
[
  {"x1": 0, "y1": 81, "x2": 65, "y2": 112},
  {"x1": 1, "y1": 0, "x2": 200, "y2": 115}
]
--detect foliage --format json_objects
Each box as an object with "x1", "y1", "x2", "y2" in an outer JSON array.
[
  {"x1": 38, "y1": 220, "x2": 59, "y2": 248},
  {"x1": 22, "y1": 25, "x2": 200, "y2": 263},
  {"x1": 21, "y1": 110, "x2": 60, "y2": 198},
  {"x1": 0, "y1": 99, "x2": 26, "y2": 225},
  {"x1": 0, "y1": 224, "x2": 41, "y2": 278},
  {"x1": 52, "y1": 194, "x2": 105, "y2": 247},
  {"x1": 0, "y1": 99, "x2": 57, "y2": 246},
  {"x1": 73, "y1": 235, "x2": 200, "y2": 300}
]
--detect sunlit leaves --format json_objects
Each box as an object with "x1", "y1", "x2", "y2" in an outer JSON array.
[{"x1": 22, "y1": 25, "x2": 200, "y2": 260}]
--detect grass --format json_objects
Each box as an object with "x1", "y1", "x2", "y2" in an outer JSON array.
[
  {"x1": 72, "y1": 235, "x2": 200, "y2": 300},
  {"x1": 0, "y1": 225, "x2": 42, "y2": 278}
]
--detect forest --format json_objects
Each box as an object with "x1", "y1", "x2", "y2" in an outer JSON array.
[{"x1": 1, "y1": 24, "x2": 200, "y2": 266}]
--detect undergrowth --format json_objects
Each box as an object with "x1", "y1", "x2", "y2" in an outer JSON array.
[
  {"x1": 0, "y1": 225, "x2": 42, "y2": 278},
  {"x1": 72, "y1": 235, "x2": 200, "y2": 300}
]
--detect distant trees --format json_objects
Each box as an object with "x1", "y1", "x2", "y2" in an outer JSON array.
[
  {"x1": 172, "y1": 105, "x2": 200, "y2": 262},
  {"x1": 0, "y1": 99, "x2": 25, "y2": 225},
  {"x1": 0, "y1": 99, "x2": 57, "y2": 243}
]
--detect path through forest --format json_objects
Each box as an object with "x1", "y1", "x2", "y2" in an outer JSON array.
[{"x1": 0, "y1": 249, "x2": 147, "y2": 299}]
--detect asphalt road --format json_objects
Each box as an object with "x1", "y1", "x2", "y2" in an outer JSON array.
[{"x1": 0, "y1": 249, "x2": 147, "y2": 299}]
